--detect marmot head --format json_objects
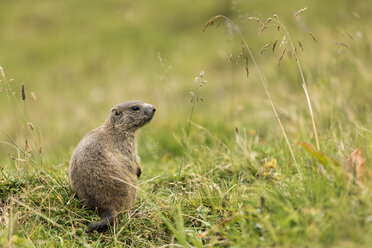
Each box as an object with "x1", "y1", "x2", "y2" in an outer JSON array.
[{"x1": 108, "y1": 100, "x2": 156, "y2": 132}]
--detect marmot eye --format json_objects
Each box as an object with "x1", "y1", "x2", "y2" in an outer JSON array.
[{"x1": 131, "y1": 106, "x2": 140, "y2": 111}]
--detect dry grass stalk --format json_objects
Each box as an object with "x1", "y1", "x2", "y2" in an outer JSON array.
[
  {"x1": 1, "y1": 67, "x2": 44, "y2": 165},
  {"x1": 272, "y1": 17, "x2": 320, "y2": 151},
  {"x1": 204, "y1": 15, "x2": 300, "y2": 175},
  {"x1": 9, "y1": 198, "x2": 88, "y2": 245}
]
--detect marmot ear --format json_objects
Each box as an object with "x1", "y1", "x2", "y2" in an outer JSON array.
[{"x1": 111, "y1": 108, "x2": 122, "y2": 116}]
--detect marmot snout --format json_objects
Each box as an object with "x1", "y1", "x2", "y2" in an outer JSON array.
[{"x1": 69, "y1": 100, "x2": 155, "y2": 232}]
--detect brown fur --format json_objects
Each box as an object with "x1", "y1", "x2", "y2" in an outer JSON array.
[{"x1": 69, "y1": 100, "x2": 156, "y2": 232}]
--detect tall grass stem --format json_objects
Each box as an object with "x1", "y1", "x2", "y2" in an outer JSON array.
[
  {"x1": 272, "y1": 19, "x2": 320, "y2": 151},
  {"x1": 206, "y1": 16, "x2": 301, "y2": 177}
]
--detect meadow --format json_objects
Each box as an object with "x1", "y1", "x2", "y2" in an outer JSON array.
[{"x1": 0, "y1": 0, "x2": 371, "y2": 247}]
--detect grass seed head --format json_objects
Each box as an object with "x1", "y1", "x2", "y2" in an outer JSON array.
[
  {"x1": 30, "y1": 92, "x2": 37, "y2": 101},
  {"x1": 293, "y1": 7, "x2": 308, "y2": 17},
  {"x1": 272, "y1": 40, "x2": 278, "y2": 53},
  {"x1": 309, "y1": 33, "x2": 318, "y2": 42},
  {"x1": 234, "y1": 126, "x2": 239, "y2": 134},
  {"x1": 248, "y1": 17, "x2": 259, "y2": 21},
  {"x1": 21, "y1": 83, "x2": 26, "y2": 101},
  {"x1": 258, "y1": 25, "x2": 269, "y2": 36},
  {"x1": 345, "y1": 31, "x2": 354, "y2": 40},
  {"x1": 28, "y1": 122, "x2": 35, "y2": 130},
  {"x1": 261, "y1": 43, "x2": 272, "y2": 54},
  {"x1": 299, "y1": 41, "x2": 304, "y2": 51},
  {"x1": 278, "y1": 47, "x2": 287, "y2": 65},
  {"x1": 237, "y1": 52, "x2": 243, "y2": 64},
  {"x1": 244, "y1": 55, "x2": 249, "y2": 77},
  {"x1": 334, "y1": 40, "x2": 350, "y2": 48},
  {"x1": 203, "y1": 15, "x2": 223, "y2": 32}
]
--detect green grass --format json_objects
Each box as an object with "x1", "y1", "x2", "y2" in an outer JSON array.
[{"x1": 1, "y1": 0, "x2": 372, "y2": 247}]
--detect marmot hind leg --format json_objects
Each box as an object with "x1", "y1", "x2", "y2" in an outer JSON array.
[{"x1": 86, "y1": 212, "x2": 115, "y2": 233}]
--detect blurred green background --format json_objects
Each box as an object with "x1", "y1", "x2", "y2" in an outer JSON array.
[{"x1": 0, "y1": 0, "x2": 371, "y2": 168}]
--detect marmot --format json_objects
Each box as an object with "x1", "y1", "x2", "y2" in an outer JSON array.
[{"x1": 69, "y1": 100, "x2": 156, "y2": 232}]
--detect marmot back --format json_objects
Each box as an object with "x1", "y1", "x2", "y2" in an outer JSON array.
[{"x1": 69, "y1": 100, "x2": 156, "y2": 232}]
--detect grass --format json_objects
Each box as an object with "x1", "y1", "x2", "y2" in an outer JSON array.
[{"x1": 1, "y1": 0, "x2": 372, "y2": 247}]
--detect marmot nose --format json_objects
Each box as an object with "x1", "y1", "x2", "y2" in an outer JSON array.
[{"x1": 145, "y1": 105, "x2": 156, "y2": 116}]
